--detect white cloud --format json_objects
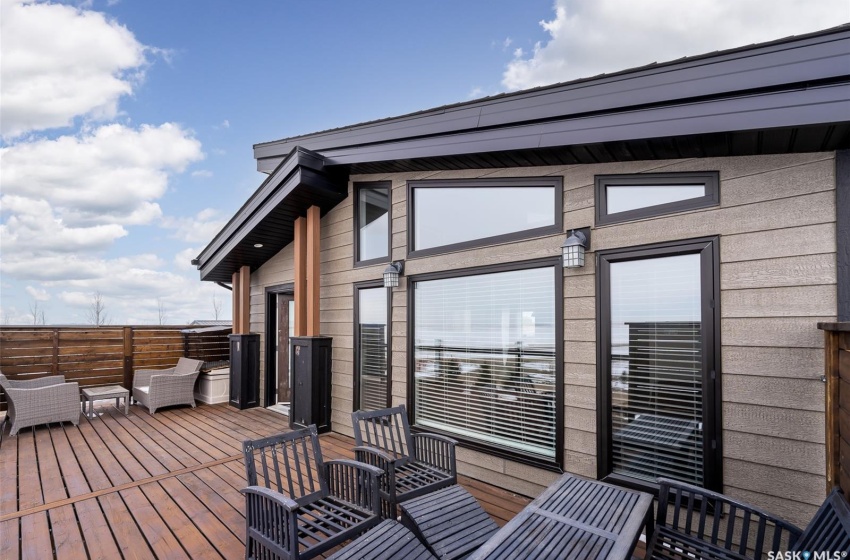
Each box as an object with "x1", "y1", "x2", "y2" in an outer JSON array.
[
  {"x1": 0, "y1": 0, "x2": 148, "y2": 138},
  {"x1": 161, "y1": 208, "x2": 228, "y2": 244},
  {"x1": 0, "y1": 123, "x2": 203, "y2": 229},
  {"x1": 503, "y1": 0, "x2": 850, "y2": 90},
  {"x1": 25, "y1": 285, "x2": 50, "y2": 301},
  {"x1": 174, "y1": 247, "x2": 200, "y2": 271},
  {"x1": 191, "y1": 169, "x2": 214, "y2": 178}
]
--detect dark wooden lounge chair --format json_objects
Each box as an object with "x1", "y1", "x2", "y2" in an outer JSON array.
[
  {"x1": 352, "y1": 405, "x2": 457, "y2": 518},
  {"x1": 326, "y1": 519, "x2": 437, "y2": 560},
  {"x1": 242, "y1": 425, "x2": 383, "y2": 560},
  {"x1": 647, "y1": 478, "x2": 850, "y2": 559}
]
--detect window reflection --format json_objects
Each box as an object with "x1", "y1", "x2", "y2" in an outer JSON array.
[
  {"x1": 358, "y1": 287, "x2": 387, "y2": 411},
  {"x1": 358, "y1": 186, "x2": 389, "y2": 261}
]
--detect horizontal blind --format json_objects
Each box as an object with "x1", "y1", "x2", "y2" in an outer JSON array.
[
  {"x1": 358, "y1": 288, "x2": 387, "y2": 411},
  {"x1": 413, "y1": 267, "x2": 556, "y2": 458},
  {"x1": 609, "y1": 254, "x2": 704, "y2": 486}
]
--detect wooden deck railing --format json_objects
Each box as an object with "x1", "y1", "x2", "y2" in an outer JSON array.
[
  {"x1": 820, "y1": 322, "x2": 850, "y2": 499},
  {"x1": 0, "y1": 325, "x2": 231, "y2": 410}
]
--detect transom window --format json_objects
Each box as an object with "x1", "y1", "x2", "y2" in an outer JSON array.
[
  {"x1": 595, "y1": 172, "x2": 719, "y2": 226},
  {"x1": 597, "y1": 238, "x2": 721, "y2": 492},
  {"x1": 411, "y1": 261, "x2": 562, "y2": 467},
  {"x1": 409, "y1": 178, "x2": 562, "y2": 257},
  {"x1": 355, "y1": 182, "x2": 390, "y2": 265}
]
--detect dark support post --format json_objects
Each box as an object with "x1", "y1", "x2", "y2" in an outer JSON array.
[
  {"x1": 52, "y1": 329, "x2": 59, "y2": 376},
  {"x1": 837, "y1": 150, "x2": 849, "y2": 322},
  {"x1": 123, "y1": 327, "x2": 134, "y2": 390}
]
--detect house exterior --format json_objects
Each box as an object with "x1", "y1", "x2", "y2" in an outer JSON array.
[{"x1": 195, "y1": 26, "x2": 850, "y2": 527}]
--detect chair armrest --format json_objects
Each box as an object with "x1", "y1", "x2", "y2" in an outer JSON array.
[
  {"x1": 5, "y1": 375, "x2": 66, "y2": 389},
  {"x1": 325, "y1": 459, "x2": 383, "y2": 515},
  {"x1": 412, "y1": 433, "x2": 457, "y2": 474},
  {"x1": 241, "y1": 485, "x2": 300, "y2": 512}
]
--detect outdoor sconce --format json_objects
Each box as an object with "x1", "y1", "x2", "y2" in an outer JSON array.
[
  {"x1": 562, "y1": 228, "x2": 590, "y2": 268},
  {"x1": 383, "y1": 261, "x2": 404, "y2": 288}
]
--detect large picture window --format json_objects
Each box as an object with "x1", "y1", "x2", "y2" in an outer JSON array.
[
  {"x1": 597, "y1": 238, "x2": 721, "y2": 491},
  {"x1": 411, "y1": 261, "x2": 562, "y2": 466},
  {"x1": 409, "y1": 178, "x2": 562, "y2": 257},
  {"x1": 355, "y1": 182, "x2": 390, "y2": 265},
  {"x1": 354, "y1": 283, "x2": 390, "y2": 411}
]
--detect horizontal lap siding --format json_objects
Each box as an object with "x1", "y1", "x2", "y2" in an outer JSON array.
[{"x1": 248, "y1": 153, "x2": 835, "y2": 524}]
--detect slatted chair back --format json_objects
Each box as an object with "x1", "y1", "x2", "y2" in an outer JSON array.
[
  {"x1": 352, "y1": 405, "x2": 414, "y2": 463},
  {"x1": 243, "y1": 425, "x2": 328, "y2": 507},
  {"x1": 650, "y1": 478, "x2": 803, "y2": 559},
  {"x1": 791, "y1": 487, "x2": 850, "y2": 554}
]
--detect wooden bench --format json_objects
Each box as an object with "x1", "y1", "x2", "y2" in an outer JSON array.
[
  {"x1": 399, "y1": 485, "x2": 499, "y2": 560},
  {"x1": 242, "y1": 425, "x2": 383, "y2": 560},
  {"x1": 326, "y1": 520, "x2": 437, "y2": 560},
  {"x1": 647, "y1": 478, "x2": 850, "y2": 559},
  {"x1": 352, "y1": 405, "x2": 457, "y2": 518}
]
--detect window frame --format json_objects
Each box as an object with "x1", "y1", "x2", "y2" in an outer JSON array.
[
  {"x1": 595, "y1": 172, "x2": 720, "y2": 226},
  {"x1": 595, "y1": 236, "x2": 722, "y2": 494},
  {"x1": 353, "y1": 280, "x2": 392, "y2": 412},
  {"x1": 406, "y1": 177, "x2": 564, "y2": 259},
  {"x1": 353, "y1": 181, "x2": 392, "y2": 267},
  {"x1": 406, "y1": 257, "x2": 564, "y2": 472}
]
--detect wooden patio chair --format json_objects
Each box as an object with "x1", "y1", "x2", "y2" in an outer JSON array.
[
  {"x1": 0, "y1": 372, "x2": 80, "y2": 446},
  {"x1": 351, "y1": 405, "x2": 457, "y2": 518},
  {"x1": 647, "y1": 478, "x2": 850, "y2": 559},
  {"x1": 132, "y1": 357, "x2": 202, "y2": 414},
  {"x1": 242, "y1": 425, "x2": 383, "y2": 560}
]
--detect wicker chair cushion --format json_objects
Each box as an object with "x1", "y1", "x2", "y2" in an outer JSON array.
[{"x1": 135, "y1": 386, "x2": 149, "y2": 394}]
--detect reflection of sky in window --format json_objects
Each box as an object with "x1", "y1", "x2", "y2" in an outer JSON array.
[
  {"x1": 610, "y1": 254, "x2": 701, "y2": 352},
  {"x1": 414, "y1": 187, "x2": 554, "y2": 250},
  {"x1": 359, "y1": 287, "x2": 387, "y2": 328},
  {"x1": 359, "y1": 212, "x2": 387, "y2": 260},
  {"x1": 415, "y1": 267, "x2": 555, "y2": 350},
  {"x1": 607, "y1": 185, "x2": 705, "y2": 214}
]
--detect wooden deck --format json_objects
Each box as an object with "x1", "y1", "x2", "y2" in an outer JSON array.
[{"x1": 0, "y1": 403, "x2": 531, "y2": 560}]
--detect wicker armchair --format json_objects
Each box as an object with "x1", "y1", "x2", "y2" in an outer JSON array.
[
  {"x1": 132, "y1": 357, "x2": 202, "y2": 415},
  {"x1": 0, "y1": 372, "x2": 80, "y2": 441}
]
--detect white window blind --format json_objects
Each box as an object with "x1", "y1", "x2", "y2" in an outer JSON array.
[
  {"x1": 609, "y1": 254, "x2": 704, "y2": 486},
  {"x1": 413, "y1": 267, "x2": 556, "y2": 458},
  {"x1": 357, "y1": 287, "x2": 387, "y2": 411}
]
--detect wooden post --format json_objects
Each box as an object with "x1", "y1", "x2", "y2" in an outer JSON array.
[
  {"x1": 306, "y1": 205, "x2": 321, "y2": 336},
  {"x1": 232, "y1": 270, "x2": 241, "y2": 334},
  {"x1": 239, "y1": 265, "x2": 251, "y2": 334},
  {"x1": 123, "y1": 327, "x2": 134, "y2": 390},
  {"x1": 52, "y1": 329, "x2": 59, "y2": 376},
  {"x1": 294, "y1": 216, "x2": 308, "y2": 336}
]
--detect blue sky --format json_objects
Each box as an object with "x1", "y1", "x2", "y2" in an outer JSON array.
[{"x1": 1, "y1": 0, "x2": 847, "y2": 325}]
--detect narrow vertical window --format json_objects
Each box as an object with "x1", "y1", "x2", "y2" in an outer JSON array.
[
  {"x1": 355, "y1": 285, "x2": 389, "y2": 411},
  {"x1": 355, "y1": 182, "x2": 390, "y2": 264},
  {"x1": 598, "y1": 238, "x2": 720, "y2": 491}
]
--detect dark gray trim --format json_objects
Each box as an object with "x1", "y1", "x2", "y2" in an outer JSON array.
[
  {"x1": 406, "y1": 177, "x2": 564, "y2": 259},
  {"x1": 595, "y1": 236, "x2": 722, "y2": 494},
  {"x1": 406, "y1": 256, "x2": 564, "y2": 472},
  {"x1": 838, "y1": 149, "x2": 850, "y2": 321},
  {"x1": 264, "y1": 283, "x2": 294, "y2": 408},
  {"x1": 595, "y1": 172, "x2": 720, "y2": 226},
  {"x1": 255, "y1": 26, "x2": 850, "y2": 164},
  {"x1": 353, "y1": 181, "x2": 392, "y2": 268},
  {"x1": 352, "y1": 280, "x2": 392, "y2": 412}
]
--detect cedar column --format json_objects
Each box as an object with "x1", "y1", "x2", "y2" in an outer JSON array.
[
  {"x1": 238, "y1": 265, "x2": 251, "y2": 333},
  {"x1": 306, "y1": 205, "x2": 321, "y2": 336},
  {"x1": 294, "y1": 216, "x2": 308, "y2": 336},
  {"x1": 232, "y1": 270, "x2": 241, "y2": 333}
]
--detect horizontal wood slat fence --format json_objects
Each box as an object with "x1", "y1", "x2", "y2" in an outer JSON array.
[
  {"x1": 821, "y1": 322, "x2": 850, "y2": 500},
  {"x1": 0, "y1": 325, "x2": 231, "y2": 410}
]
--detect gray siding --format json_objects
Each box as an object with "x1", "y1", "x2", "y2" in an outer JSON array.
[{"x1": 250, "y1": 152, "x2": 836, "y2": 525}]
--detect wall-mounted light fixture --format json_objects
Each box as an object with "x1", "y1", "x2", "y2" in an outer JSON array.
[
  {"x1": 562, "y1": 228, "x2": 590, "y2": 268},
  {"x1": 383, "y1": 261, "x2": 404, "y2": 288}
]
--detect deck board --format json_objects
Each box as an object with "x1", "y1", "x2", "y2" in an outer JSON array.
[{"x1": 0, "y1": 403, "x2": 534, "y2": 559}]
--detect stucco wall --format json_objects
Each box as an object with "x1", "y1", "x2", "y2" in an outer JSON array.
[{"x1": 250, "y1": 151, "x2": 836, "y2": 526}]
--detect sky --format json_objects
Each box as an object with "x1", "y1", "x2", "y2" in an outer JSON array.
[{"x1": 1, "y1": 0, "x2": 847, "y2": 326}]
